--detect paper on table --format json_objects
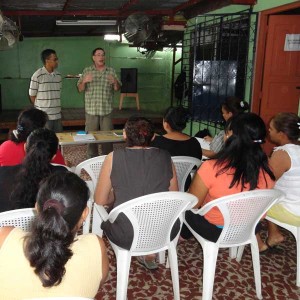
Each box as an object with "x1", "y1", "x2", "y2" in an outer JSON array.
[
  {"x1": 73, "y1": 134, "x2": 95, "y2": 142},
  {"x1": 113, "y1": 131, "x2": 123, "y2": 137}
]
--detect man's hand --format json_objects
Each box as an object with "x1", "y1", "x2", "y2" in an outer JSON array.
[
  {"x1": 107, "y1": 74, "x2": 116, "y2": 85},
  {"x1": 83, "y1": 73, "x2": 93, "y2": 84}
]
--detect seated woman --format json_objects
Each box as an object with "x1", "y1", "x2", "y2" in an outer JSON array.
[
  {"x1": 257, "y1": 112, "x2": 300, "y2": 251},
  {"x1": 202, "y1": 96, "x2": 249, "y2": 158},
  {"x1": 0, "y1": 107, "x2": 65, "y2": 166},
  {"x1": 95, "y1": 116, "x2": 178, "y2": 269},
  {"x1": 0, "y1": 128, "x2": 67, "y2": 213},
  {"x1": 0, "y1": 172, "x2": 109, "y2": 299},
  {"x1": 150, "y1": 106, "x2": 202, "y2": 160},
  {"x1": 181, "y1": 113, "x2": 275, "y2": 242}
]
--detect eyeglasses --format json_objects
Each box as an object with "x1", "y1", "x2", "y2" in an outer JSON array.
[{"x1": 93, "y1": 54, "x2": 105, "y2": 57}]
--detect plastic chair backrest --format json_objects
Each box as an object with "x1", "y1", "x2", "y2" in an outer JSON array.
[
  {"x1": 0, "y1": 208, "x2": 37, "y2": 231},
  {"x1": 74, "y1": 155, "x2": 107, "y2": 190},
  {"x1": 198, "y1": 189, "x2": 284, "y2": 247},
  {"x1": 108, "y1": 191, "x2": 198, "y2": 252},
  {"x1": 171, "y1": 156, "x2": 202, "y2": 191}
]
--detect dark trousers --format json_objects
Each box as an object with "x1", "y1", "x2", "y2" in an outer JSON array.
[
  {"x1": 181, "y1": 210, "x2": 223, "y2": 243},
  {"x1": 181, "y1": 210, "x2": 262, "y2": 243}
]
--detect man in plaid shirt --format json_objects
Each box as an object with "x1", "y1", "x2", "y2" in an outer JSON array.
[{"x1": 78, "y1": 47, "x2": 121, "y2": 157}]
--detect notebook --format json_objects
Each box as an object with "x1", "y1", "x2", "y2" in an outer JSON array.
[{"x1": 73, "y1": 134, "x2": 95, "y2": 142}]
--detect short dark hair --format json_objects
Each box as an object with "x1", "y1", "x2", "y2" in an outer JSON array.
[
  {"x1": 10, "y1": 107, "x2": 48, "y2": 143},
  {"x1": 272, "y1": 112, "x2": 300, "y2": 143},
  {"x1": 222, "y1": 96, "x2": 249, "y2": 116},
  {"x1": 125, "y1": 116, "x2": 154, "y2": 147},
  {"x1": 163, "y1": 106, "x2": 189, "y2": 132},
  {"x1": 26, "y1": 128, "x2": 59, "y2": 161},
  {"x1": 92, "y1": 47, "x2": 105, "y2": 56},
  {"x1": 41, "y1": 49, "x2": 56, "y2": 64}
]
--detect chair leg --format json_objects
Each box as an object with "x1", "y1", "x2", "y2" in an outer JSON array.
[
  {"x1": 92, "y1": 206, "x2": 103, "y2": 237},
  {"x1": 82, "y1": 199, "x2": 92, "y2": 234},
  {"x1": 296, "y1": 228, "x2": 300, "y2": 287},
  {"x1": 136, "y1": 94, "x2": 140, "y2": 110},
  {"x1": 201, "y1": 243, "x2": 219, "y2": 300},
  {"x1": 236, "y1": 245, "x2": 246, "y2": 262},
  {"x1": 115, "y1": 249, "x2": 131, "y2": 300},
  {"x1": 168, "y1": 243, "x2": 180, "y2": 300},
  {"x1": 158, "y1": 250, "x2": 166, "y2": 264},
  {"x1": 119, "y1": 94, "x2": 124, "y2": 110},
  {"x1": 250, "y1": 241, "x2": 262, "y2": 300},
  {"x1": 229, "y1": 247, "x2": 238, "y2": 259}
]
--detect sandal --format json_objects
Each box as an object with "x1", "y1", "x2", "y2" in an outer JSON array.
[
  {"x1": 265, "y1": 239, "x2": 284, "y2": 253},
  {"x1": 136, "y1": 256, "x2": 158, "y2": 270},
  {"x1": 259, "y1": 245, "x2": 270, "y2": 254}
]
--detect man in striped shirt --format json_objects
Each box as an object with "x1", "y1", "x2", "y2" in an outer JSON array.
[
  {"x1": 77, "y1": 47, "x2": 121, "y2": 157},
  {"x1": 29, "y1": 49, "x2": 62, "y2": 133}
]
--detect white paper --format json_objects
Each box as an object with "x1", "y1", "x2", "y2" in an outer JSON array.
[
  {"x1": 73, "y1": 134, "x2": 95, "y2": 142},
  {"x1": 195, "y1": 137, "x2": 211, "y2": 150},
  {"x1": 113, "y1": 131, "x2": 123, "y2": 137},
  {"x1": 284, "y1": 34, "x2": 300, "y2": 51}
]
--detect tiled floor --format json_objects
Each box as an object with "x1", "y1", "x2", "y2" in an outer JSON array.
[
  {"x1": 64, "y1": 145, "x2": 300, "y2": 300},
  {"x1": 94, "y1": 226, "x2": 300, "y2": 300}
]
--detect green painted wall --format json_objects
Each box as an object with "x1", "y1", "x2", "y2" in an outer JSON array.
[
  {"x1": 0, "y1": 37, "x2": 182, "y2": 112},
  {"x1": 206, "y1": 0, "x2": 298, "y2": 14}
]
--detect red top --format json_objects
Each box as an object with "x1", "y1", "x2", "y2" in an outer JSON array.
[{"x1": 0, "y1": 140, "x2": 66, "y2": 166}]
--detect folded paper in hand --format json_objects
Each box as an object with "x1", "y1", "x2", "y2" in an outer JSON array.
[
  {"x1": 73, "y1": 134, "x2": 95, "y2": 142},
  {"x1": 195, "y1": 137, "x2": 210, "y2": 150}
]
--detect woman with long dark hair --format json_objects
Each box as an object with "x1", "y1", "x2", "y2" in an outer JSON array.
[
  {"x1": 0, "y1": 128, "x2": 67, "y2": 212},
  {"x1": 0, "y1": 172, "x2": 108, "y2": 298},
  {"x1": 0, "y1": 107, "x2": 65, "y2": 166},
  {"x1": 181, "y1": 113, "x2": 275, "y2": 242}
]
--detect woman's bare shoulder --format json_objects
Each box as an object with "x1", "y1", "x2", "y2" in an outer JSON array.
[{"x1": 0, "y1": 227, "x2": 15, "y2": 248}]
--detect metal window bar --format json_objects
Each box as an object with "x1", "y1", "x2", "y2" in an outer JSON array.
[{"x1": 181, "y1": 9, "x2": 258, "y2": 136}]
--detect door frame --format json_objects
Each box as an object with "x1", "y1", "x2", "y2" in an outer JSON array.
[{"x1": 251, "y1": 1, "x2": 300, "y2": 114}]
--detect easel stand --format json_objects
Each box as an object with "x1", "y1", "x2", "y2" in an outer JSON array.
[{"x1": 119, "y1": 93, "x2": 140, "y2": 110}]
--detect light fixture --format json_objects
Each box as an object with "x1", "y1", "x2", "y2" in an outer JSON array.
[
  {"x1": 104, "y1": 34, "x2": 120, "y2": 41},
  {"x1": 56, "y1": 20, "x2": 117, "y2": 26}
]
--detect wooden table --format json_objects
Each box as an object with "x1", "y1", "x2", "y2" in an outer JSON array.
[{"x1": 57, "y1": 130, "x2": 124, "y2": 154}]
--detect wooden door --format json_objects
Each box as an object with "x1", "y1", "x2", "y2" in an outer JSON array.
[{"x1": 259, "y1": 15, "x2": 300, "y2": 154}]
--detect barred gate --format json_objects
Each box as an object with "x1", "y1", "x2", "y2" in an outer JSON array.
[{"x1": 181, "y1": 9, "x2": 258, "y2": 134}]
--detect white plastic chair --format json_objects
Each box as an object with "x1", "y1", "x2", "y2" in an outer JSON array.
[
  {"x1": 74, "y1": 155, "x2": 107, "y2": 191},
  {"x1": 184, "y1": 189, "x2": 284, "y2": 300},
  {"x1": 82, "y1": 181, "x2": 94, "y2": 234},
  {"x1": 171, "y1": 156, "x2": 202, "y2": 192},
  {"x1": 93, "y1": 191, "x2": 198, "y2": 300},
  {"x1": 0, "y1": 208, "x2": 37, "y2": 231},
  {"x1": 265, "y1": 215, "x2": 300, "y2": 286},
  {"x1": 75, "y1": 156, "x2": 106, "y2": 234}
]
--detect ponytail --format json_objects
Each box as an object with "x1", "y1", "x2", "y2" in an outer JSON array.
[
  {"x1": 10, "y1": 128, "x2": 58, "y2": 209},
  {"x1": 23, "y1": 172, "x2": 90, "y2": 287},
  {"x1": 24, "y1": 200, "x2": 74, "y2": 287}
]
